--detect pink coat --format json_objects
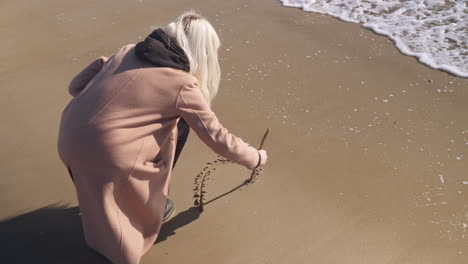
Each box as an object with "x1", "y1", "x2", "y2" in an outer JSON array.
[{"x1": 57, "y1": 44, "x2": 259, "y2": 264}]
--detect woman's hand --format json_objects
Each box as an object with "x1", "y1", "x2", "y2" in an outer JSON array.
[{"x1": 258, "y1": 149, "x2": 268, "y2": 167}]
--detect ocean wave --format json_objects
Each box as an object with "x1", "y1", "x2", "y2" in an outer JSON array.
[{"x1": 279, "y1": 0, "x2": 468, "y2": 78}]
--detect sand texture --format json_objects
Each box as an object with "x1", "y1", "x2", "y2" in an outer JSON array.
[{"x1": 1, "y1": 0, "x2": 468, "y2": 263}]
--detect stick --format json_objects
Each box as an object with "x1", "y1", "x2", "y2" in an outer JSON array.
[{"x1": 248, "y1": 128, "x2": 270, "y2": 183}]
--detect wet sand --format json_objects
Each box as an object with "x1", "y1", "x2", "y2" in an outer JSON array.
[{"x1": 1, "y1": 0, "x2": 468, "y2": 263}]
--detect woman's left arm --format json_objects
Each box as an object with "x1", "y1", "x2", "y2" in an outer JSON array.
[{"x1": 68, "y1": 56, "x2": 108, "y2": 97}]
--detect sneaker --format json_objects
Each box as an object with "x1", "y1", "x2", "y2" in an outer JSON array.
[{"x1": 162, "y1": 199, "x2": 176, "y2": 223}]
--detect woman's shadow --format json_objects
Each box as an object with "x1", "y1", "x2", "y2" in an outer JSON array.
[{"x1": 0, "y1": 203, "x2": 200, "y2": 264}]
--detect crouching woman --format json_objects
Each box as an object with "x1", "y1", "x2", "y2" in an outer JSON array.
[{"x1": 57, "y1": 11, "x2": 267, "y2": 264}]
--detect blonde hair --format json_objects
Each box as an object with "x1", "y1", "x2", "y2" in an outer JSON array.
[{"x1": 163, "y1": 11, "x2": 221, "y2": 105}]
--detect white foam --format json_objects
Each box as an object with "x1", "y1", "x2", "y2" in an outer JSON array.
[{"x1": 278, "y1": 0, "x2": 468, "y2": 78}]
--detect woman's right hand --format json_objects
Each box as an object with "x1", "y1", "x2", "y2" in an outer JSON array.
[{"x1": 258, "y1": 149, "x2": 268, "y2": 167}]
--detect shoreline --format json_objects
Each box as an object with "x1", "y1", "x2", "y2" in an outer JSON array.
[{"x1": 277, "y1": 0, "x2": 468, "y2": 78}]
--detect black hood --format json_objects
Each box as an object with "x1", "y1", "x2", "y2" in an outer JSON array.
[{"x1": 134, "y1": 28, "x2": 190, "y2": 72}]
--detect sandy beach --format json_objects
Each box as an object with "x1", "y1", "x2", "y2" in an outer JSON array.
[{"x1": 1, "y1": 0, "x2": 468, "y2": 263}]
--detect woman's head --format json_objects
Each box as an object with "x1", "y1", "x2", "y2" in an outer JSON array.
[{"x1": 163, "y1": 11, "x2": 221, "y2": 105}]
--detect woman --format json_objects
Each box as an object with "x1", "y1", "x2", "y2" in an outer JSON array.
[{"x1": 57, "y1": 11, "x2": 267, "y2": 264}]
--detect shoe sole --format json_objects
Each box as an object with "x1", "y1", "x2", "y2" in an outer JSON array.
[{"x1": 162, "y1": 204, "x2": 176, "y2": 223}]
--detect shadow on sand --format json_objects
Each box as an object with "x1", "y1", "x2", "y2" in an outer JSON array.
[{"x1": 0, "y1": 204, "x2": 200, "y2": 264}]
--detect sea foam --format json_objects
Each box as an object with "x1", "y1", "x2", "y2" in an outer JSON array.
[{"x1": 278, "y1": 0, "x2": 468, "y2": 78}]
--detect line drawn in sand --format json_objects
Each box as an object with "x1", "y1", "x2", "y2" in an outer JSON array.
[{"x1": 193, "y1": 128, "x2": 270, "y2": 212}]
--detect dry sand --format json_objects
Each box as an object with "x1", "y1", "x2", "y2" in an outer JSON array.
[{"x1": 1, "y1": 0, "x2": 468, "y2": 263}]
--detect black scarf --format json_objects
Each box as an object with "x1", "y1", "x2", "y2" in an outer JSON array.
[{"x1": 135, "y1": 28, "x2": 190, "y2": 72}]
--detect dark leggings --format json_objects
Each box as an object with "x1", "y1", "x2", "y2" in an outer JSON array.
[{"x1": 172, "y1": 118, "x2": 190, "y2": 169}]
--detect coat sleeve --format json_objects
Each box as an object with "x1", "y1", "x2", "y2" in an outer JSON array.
[
  {"x1": 175, "y1": 80, "x2": 260, "y2": 169},
  {"x1": 68, "y1": 56, "x2": 109, "y2": 97}
]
